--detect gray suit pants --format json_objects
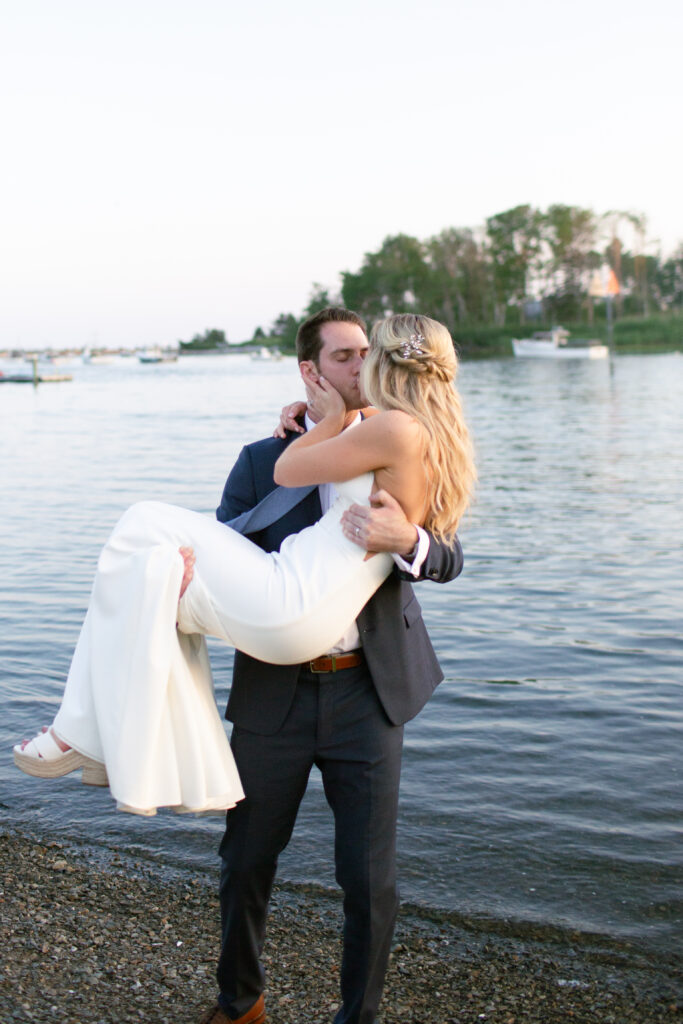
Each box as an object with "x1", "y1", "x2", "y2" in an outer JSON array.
[{"x1": 217, "y1": 660, "x2": 404, "y2": 1024}]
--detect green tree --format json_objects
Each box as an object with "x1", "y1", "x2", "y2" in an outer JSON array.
[
  {"x1": 424, "y1": 227, "x2": 490, "y2": 329},
  {"x1": 179, "y1": 328, "x2": 228, "y2": 350},
  {"x1": 541, "y1": 205, "x2": 600, "y2": 320},
  {"x1": 303, "y1": 283, "x2": 338, "y2": 318},
  {"x1": 655, "y1": 245, "x2": 683, "y2": 310},
  {"x1": 270, "y1": 312, "x2": 300, "y2": 350},
  {"x1": 603, "y1": 211, "x2": 652, "y2": 316},
  {"x1": 341, "y1": 234, "x2": 429, "y2": 324},
  {"x1": 485, "y1": 205, "x2": 544, "y2": 325}
]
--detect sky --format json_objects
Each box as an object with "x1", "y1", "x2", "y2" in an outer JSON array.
[{"x1": 1, "y1": 0, "x2": 681, "y2": 351}]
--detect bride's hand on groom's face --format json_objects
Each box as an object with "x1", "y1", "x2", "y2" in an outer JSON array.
[
  {"x1": 303, "y1": 370, "x2": 345, "y2": 424},
  {"x1": 271, "y1": 374, "x2": 345, "y2": 439}
]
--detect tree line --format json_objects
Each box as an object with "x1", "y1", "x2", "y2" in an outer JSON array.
[{"x1": 255, "y1": 204, "x2": 683, "y2": 351}]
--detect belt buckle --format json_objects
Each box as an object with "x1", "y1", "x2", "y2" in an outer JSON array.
[{"x1": 310, "y1": 655, "x2": 336, "y2": 673}]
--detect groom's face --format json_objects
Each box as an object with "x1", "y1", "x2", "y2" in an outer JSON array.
[{"x1": 310, "y1": 321, "x2": 369, "y2": 412}]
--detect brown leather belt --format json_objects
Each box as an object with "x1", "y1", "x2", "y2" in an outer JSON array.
[{"x1": 308, "y1": 650, "x2": 364, "y2": 673}]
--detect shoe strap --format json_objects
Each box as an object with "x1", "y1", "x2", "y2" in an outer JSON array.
[{"x1": 25, "y1": 728, "x2": 63, "y2": 760}]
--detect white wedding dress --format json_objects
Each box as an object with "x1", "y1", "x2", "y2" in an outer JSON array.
[{"x1": 52, "y1": 474, "x2": 392, "y2": 815}]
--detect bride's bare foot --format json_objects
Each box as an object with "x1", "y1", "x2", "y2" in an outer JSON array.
[
  {"x1": 51, "y1": 728, "x2": 71, "y2": 752},
  {"x1": 179, "y1": 546, "x2": 196, "y2": 599}
]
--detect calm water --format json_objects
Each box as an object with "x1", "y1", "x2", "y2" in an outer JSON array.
[{"x1": 1, "y1": 350, "x2": 681, "y2": 954}]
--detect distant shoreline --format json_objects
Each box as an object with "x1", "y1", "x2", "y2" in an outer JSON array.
[
  {"x1": 3, "y1": 310, "x2": 681, "y2": 363},
  {"x1": 1, "y1": 827, "x2": 679, "y2": 1023}
]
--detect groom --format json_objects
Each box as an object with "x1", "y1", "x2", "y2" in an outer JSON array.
[{"x1": 200, "y1": 307, "x2": 463, "y2": 1024}]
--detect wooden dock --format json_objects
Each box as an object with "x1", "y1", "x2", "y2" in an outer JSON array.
[
  {"x1": 0, "y1": 373, "x2": 73, "y2": 384},
  {"x1": 0, "y1": 355, "x2": 73, "y2": 385}
]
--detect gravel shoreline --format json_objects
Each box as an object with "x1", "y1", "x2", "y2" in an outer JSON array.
[{"x1": 1, "y1": 828, "x2": 680, "y2": 1023}]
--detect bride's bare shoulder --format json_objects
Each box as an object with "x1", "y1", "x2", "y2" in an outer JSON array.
[
  {"x1": 365, "y1": 408, "x2": 424, "y2": 445},
  {"x1": 372, "y1": 408, "x2": 420, "y2": 428}
]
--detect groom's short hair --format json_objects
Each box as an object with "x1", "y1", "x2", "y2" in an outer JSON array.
[{"x1": 296, "y1": 307, "x2": 367, "y2": 366}]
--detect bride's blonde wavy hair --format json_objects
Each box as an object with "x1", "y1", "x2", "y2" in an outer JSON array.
[{"x1": 361, "y1": 313, "x2": 476, "y2": 544}]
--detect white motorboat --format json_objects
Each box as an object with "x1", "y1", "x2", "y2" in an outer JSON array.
[
  {"x1": 511, "y1": 328, "x2": 608, "y2": 359},
  {"x1": 250, "y1": 346, "x2": 282, "y2": 361}
]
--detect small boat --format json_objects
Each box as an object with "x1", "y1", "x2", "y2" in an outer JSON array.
[
  {"x1": 0, "y1": 369, "x2": 35, "y2": 383},
  {"x1": 511, "y1": 328, "x2": 608, "y2": 359},
  {"x1": 138, "y1": 348, "x2": 178, "y2": 364},
  {"x1": 43, "y1": 353, "x2": 81, "y2": 368},
  {"x1": 83, "y1": 349, "x2": 118, "y2": 365},
  {"x1": 250, "y1": 346, "x2": 282, "y2": 361}
]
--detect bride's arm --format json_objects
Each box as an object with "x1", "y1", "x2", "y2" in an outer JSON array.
[
  {"x1": 274, "y1": 379, "x2": 415, "y2": 488},
  {"x1": 272, "y1": 400, "x2": 378, "y2": 438}
]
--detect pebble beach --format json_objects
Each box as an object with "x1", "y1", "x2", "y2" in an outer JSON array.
[{"x1": 1, "y1": 829, "x2": 680, "y2": 1024}]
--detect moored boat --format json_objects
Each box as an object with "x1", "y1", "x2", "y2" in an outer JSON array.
[
  {"x1": 138, "y1": 348, "x2": 178, "y2": 363},
  {"x1": 250, "y1": 346, "x2": 283, "y2": 361},
  {"x1": 512, "y1": 327, "x2": 608, "y2": 359},
  {"x1": 82, "y1": 349, "x2": 118, "y2": 365}
]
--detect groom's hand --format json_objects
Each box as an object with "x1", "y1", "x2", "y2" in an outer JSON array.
[
  {"x1": 341, "y1": 490, "x2": 419, "y2": 558},
  {"x1": 273, "y1": 401, "x2": 307, "y2": 438},
  {"x1": 178, "y1": 546, "x2": 196, "y2": 598}
]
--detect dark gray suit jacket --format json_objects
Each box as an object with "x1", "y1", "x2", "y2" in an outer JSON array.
[{"x1": 216, "y1": 430, "x2": 463, "y2": 733}]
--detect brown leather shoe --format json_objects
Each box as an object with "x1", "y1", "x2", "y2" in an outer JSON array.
[{"x1": 198, "y1": 994, "x2": 265, "y2": 1024}]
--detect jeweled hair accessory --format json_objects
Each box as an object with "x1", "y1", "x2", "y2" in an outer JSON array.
[{"x1": 399, "y1": 332, "x2": 425, "y2": 359}]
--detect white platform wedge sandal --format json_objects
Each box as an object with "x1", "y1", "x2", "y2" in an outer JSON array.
[{"x1": 13, "y1": 727, "x2": 108, "y2": 787}]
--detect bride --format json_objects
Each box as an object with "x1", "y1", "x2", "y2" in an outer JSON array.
[{"x1": 13, "y1": 313, "x2": 475, "y2": 815}]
